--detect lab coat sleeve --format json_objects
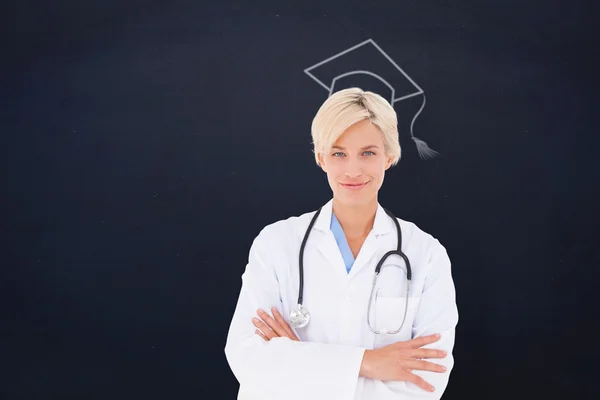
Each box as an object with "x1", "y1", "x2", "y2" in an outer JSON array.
[
  {"x1": 224, "y1": 227, "x2": 367, "y2": 400},
  {"x1": 366, "y1": 237, "x2": 459, "y2": 399}
]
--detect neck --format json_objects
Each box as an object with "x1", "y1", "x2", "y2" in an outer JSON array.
[{"x1": 332, "y1": 197, "x2": 378, "y2": 239}]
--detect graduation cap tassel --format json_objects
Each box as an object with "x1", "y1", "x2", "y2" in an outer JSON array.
[{"x1": 409, "y1": 93, "x2": 439, "y2": 160}]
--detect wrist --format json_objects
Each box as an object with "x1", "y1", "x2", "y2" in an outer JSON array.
[{"x1": 359, "y1": 349, "x2": 374, "y2": 379}]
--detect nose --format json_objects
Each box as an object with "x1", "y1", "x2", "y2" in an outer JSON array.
[{"x1": 345, "y1": 158, "x2": 362, "y2": 179}]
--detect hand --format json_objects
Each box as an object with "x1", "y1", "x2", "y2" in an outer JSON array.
[
  {"x1": 360, "y1": 334, "x2": 447, "y2": 392},
  {"x1": 252, "y1": 307, "x2": 300, "y2": 341}
]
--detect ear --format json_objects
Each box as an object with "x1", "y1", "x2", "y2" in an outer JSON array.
[
  {"x1": 317, "y1": 152, "x2": 327, "y2": 172},
  {"x1": 384, "y1": 155, "x2": 393, "y2": 170}
]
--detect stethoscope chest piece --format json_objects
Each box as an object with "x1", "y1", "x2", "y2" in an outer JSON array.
[{"x1": 289, "y1": 304, "x2": 310, "y2": 328}]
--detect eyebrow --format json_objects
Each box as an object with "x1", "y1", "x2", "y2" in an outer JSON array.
[{"x1": 331, "y1": 145, "x2": 380, "y2": 150}]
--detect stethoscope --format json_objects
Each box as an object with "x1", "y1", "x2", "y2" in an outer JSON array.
[{"x1": 289, "y1": 206, "x2": 413, "y2": 335}]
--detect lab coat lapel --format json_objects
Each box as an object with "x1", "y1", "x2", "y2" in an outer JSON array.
[
  {"x1": 313, "y1": 200, "x2": 348, "y2": 277},
  {"x1": 312, "y1": 200, "x2": 395, "y2": 278},
  {"x1": 317, "y1": 231, "x2": 349, "y2": 277},
  {"x1": 348, "y1": 203, "x2": 395, "y2": 278},
  {"x1": 348, "y1": 232, "x2": 378, "y2": 278}
]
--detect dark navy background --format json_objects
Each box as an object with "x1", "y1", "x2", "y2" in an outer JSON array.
[{"x1": 2, "y1": 1, "x2": 598, "y2": 399}]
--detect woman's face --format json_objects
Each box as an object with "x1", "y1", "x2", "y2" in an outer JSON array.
[{"x1": 318, "y1": 119, "x2": 393, "y2": 207}]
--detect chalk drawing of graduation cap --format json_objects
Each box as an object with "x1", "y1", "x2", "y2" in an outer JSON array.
[{"x1": 304, "y1": 39, "x2": 439, "y2": 160}]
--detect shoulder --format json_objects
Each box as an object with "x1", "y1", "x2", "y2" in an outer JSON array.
[
  {"x1": 246, "y1": 208, "x2": 317, "y2": 270},
  {"x1": 393, "y1": 216, "x2": 450, "y2": 265},
  {"x1": 252, "y1": 208, "x2": 317, "y2": 246}
]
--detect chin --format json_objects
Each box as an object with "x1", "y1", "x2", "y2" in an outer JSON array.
[{"x1": 335, "y1": 192, "x2": 374, "y2": 207}]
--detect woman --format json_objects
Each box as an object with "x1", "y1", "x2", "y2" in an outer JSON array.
[{"x1": 224, "y1": 88, "x2": 459, "y2": 400}]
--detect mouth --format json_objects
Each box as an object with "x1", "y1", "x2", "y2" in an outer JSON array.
[{"x1": 340, "y1": 182, "x2": 369, "y2": 190}]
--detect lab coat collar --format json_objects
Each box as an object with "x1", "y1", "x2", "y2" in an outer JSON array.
[{"x1": 313, "y1": 198, "x2": 394, "y2": 236}]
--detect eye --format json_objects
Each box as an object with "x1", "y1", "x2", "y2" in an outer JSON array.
[
  {"x1": 332, "y1": 152, "x2": 345, "y2": 157},
  {"x1": 363, "y1": 151, "x2": 376, "y2": 156}
]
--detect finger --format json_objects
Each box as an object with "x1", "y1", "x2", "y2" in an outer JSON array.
[
  {"x1": 413, "y1": 348, "x2": 447, "y2": 359},
  {"x1": 252, "y1": 317, "x2": 277, "y2": 340},
  {"x1": 256, "y1": 309, "x2": 287, "y2": 337},
  {"x1": 255, "y1": 329, "x2": 269, "y2": 341},
  {"x1": 271, "y1": 308, "x2": 299, "y2": 341},
  {"x1": 408, "y1": 334, "x2": 441, "y2": 348},
  {"x1": 407, "y1": 359, "x2": 447, "y2": 374},
  {"x1": 271, "y1": 308, "x2": 297, "y2": 340},
  {"x1": 406, "y1": 371, "x2": 435, "y2": 393}
]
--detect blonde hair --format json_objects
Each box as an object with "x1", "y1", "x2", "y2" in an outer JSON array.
[{"x1": 310, "y1": 87, "x2": 401, "y2": 166}]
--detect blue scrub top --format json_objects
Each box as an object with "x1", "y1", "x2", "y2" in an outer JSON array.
[{"x1": 330, "y1": 213, "x2": 355, "y2": 273}]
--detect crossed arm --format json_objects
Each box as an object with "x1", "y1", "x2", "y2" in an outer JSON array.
[
  {"x1": 224, "y1": 229, "x2": 458, "y2": 399},
  {"x1": 252, "y1": 306, "x2": 447, "y2": 393}
]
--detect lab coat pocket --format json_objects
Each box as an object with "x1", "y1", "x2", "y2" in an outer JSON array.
[{"x1": 372, "y1": 296, "x2": 421, "y2": 348}]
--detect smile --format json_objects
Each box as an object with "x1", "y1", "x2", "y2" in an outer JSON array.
[{"x1": 340, "y1": 182, "x2": 368, "y2": 190}]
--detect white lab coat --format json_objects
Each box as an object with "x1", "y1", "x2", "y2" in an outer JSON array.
[{"x1": 224, "y1": 199, "x2": 459, "y2": 400}]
